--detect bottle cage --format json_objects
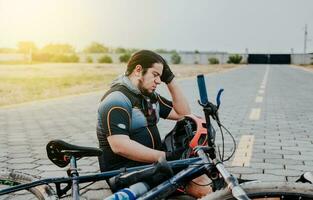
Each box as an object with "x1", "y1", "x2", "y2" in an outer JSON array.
[{"x1": 162, "y1": 114, "x2": 207, "y2": 157}]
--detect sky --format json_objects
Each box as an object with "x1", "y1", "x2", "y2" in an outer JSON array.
[{"x1": 0, "y1": 0, "x2": 313, "y2": 53}]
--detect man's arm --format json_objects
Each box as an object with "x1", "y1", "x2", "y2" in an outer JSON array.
[
  {"x1": 108, "y1": 135, "x2": 165, "y2": 163},
  {"x1": 160, "y1": 60, "x2": 191, "y2": 120},
  {"x1": 166, "y1": 78, "x2": 191, "y2": 120}
]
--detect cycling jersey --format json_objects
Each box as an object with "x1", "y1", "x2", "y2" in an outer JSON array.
[{"x1": 97, "y1": 75, "x2": 173, "y2": 171}]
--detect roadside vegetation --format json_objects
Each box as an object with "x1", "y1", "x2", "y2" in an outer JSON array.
[
  {"x1": 208, "y1": 57, "x2": 219, "y2": 64},
  {"x1": 298, "y1": 64, "x2": 313, "y2": 70},
  {"x1": 0, "y1": 41, "x2": 243, "y2": 107},
  {"x1": 227, "y1": 54, "x2": 243, "y2": 64},
  {"x1": 0, "y1": 63, "x2": 239, "y2": 107}
]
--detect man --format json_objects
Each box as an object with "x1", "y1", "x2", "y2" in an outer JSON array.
[{"x1": 97, "y1": 50, "x2": 211, "y2": 198}]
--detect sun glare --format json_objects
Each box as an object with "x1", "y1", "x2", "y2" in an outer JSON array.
[{"x1": 0, "y1": 0, "x2": 97, "y2": 49}]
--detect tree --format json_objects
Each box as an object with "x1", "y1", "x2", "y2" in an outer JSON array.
[
  {"x1": 84, "y1": 42, "x2": 109, "y2": 53},
  {"x1": 86, "y1": 56, "x2": 93, "y2": 63},
  {"x1": 41, "y1": 43, "x2": 75, "y2": 54},
  {"x1": 119, "y1": 53, "x2": 131, "y2": 63},
  {"x1": 98, "y1": 55, "x2": 113, "y2": 63},
  {"x1": 155, "y1": 49, "x2": 168, "y2": 53},
  {"x1": 227, "y1": 54, "x2": 242, "y2": 64},
  {"x1": 128, "y1": 48, "x2": 139, "y2": 53},
  {"x1": 171, "y1": 52, "x2": 181, "y2": 64},
  {"x1": 17, "y1": 41, "x2": 37, "y2": 54},
  {"x1": 208, "y1": 57, "x2": 219, "y2": 64},
  {"x1": 115, "y1": 47, "x2": 127, "y2": 54},
  {"x1": 194, "y1": 50, "x2": 200, "y2": 64}
]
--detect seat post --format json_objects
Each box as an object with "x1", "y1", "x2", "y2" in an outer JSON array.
[{"x1": 69, "y1": 156, "x2": 80, "y2": 200}]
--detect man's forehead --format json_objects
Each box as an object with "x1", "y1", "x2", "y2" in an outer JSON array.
[{"x1": 150, "y1": 63, "x2": 163, "y2": 73}]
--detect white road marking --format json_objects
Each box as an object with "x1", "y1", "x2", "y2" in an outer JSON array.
[
  {"x1": 249, "y1": 108, "x2": 261, "y2": 120},
  {"x1": 231, "y1": 135, "x2": 255, "y2": 167},
  {"x1": 258, "y1": 89, "x2": 264, "y2": 94},
  {"x1": 260, "y1": 65, "x2": 269, "y2": 90},
  {"x1": 255, "y1": 96, "x2": 263, "y2": 103}
]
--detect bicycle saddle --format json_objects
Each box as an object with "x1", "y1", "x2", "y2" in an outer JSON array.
[{"x1": 46, "y1": 139, "x2": 103, "y2": 168}]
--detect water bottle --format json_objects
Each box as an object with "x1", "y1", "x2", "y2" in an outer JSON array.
[{"x1": 104, "y1": 182, "x2": 149, "y2": 200}]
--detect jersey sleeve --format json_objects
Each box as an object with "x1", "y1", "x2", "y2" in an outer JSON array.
[
  {"x1": 98, "y1": 92, "x2": 132, "y2": 137},
  {"x1": 157, "y1": 94, "x2": 173, "y2": 119}
]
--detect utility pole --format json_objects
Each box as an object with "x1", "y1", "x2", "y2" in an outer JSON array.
[{"x1": 304, "y1": 24, "x2": 308, "y2": 54}]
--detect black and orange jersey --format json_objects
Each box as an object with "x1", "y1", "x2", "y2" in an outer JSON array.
[{"x1": 97, "y1": 76, "x2": 173, "y2": 172}]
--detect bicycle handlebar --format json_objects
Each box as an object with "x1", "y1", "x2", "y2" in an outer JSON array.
[{"x1": 197, "y1": 74, "x2": 209, "y2": 105}]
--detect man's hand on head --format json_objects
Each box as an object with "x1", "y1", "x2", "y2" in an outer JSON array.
[{"x1": 160, "y1": 62, "x2": 175, "y2": 84}]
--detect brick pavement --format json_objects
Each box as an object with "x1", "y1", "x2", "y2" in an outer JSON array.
[{"x1": 0, "y1": 64, "x2": 313, "y2": 199}]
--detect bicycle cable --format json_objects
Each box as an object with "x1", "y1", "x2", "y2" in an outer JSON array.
[
  {"x1": 60, "y1": 181, "x2": 97, "y2": 198},
  {"x1": 220, "y1": 123, "x2": 237, "y2": 162},
  {"x1": 190, "y1": 180, "x2": 213, "y2": 187},
  {"x1": 217, "y1": 125, "x2": 225, "y2": 162}
]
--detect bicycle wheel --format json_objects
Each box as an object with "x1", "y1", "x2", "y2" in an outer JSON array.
[
  {"x1": 201, "y1": 181, "x2": 313, "y2": 200},
  {"x1": 0, "y1": 170, "x2": 58, "y2": 200}
]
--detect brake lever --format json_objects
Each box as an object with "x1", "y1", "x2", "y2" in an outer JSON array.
[{"x1": 216, "y1": 89, "x2": 224, "y2": 109}]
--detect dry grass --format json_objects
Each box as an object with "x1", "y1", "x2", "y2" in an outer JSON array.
[
  {"x1": 295, "y1": 65, "x2": 313, "y2": 72},
  {"x1": 299, "y1": 65, "x2": 313, "y2": 69},
  {"x1": 0, "y1": 63, "x2": 240, "y2": 107}
]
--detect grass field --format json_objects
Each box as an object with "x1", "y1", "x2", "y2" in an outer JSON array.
[
  {"x1": 0, "y1": 63, "x2": 239, "y2": 107},
  {"x1": 299, "y1": 65, "x2": 313, "y2": 69}
]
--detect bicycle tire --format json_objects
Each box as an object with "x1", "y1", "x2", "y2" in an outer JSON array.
[
  {"x1": 201, "y1": 181, "x2": 313, "y2": 200},
  {"x1": 0, "y1": 170, "x2": 58, "y2": 200}
]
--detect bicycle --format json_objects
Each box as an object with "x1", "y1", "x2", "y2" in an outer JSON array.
[{"x1": 1, "y1": 74, "x2": 313, "y2": 200}]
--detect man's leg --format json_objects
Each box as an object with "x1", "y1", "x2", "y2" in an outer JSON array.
[{"x1": 185, "y1": 175, "x2": 213, "y2": 198}]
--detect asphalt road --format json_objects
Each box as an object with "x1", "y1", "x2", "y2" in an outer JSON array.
[{"x1": 0, "y1": 64, "x2": 313, "y2": 199}]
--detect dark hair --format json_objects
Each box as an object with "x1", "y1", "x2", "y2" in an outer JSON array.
[{"x1": 125, "y1": 50, "x2": 164, "y2": 76}]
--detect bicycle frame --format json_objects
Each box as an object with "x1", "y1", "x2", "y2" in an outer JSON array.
[{"x1": 0, "y1": 158, "x2": 201, "y2": 197}]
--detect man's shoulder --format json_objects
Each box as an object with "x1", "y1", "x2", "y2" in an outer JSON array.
[{"x1": 99, "y1": 91, "x2": 132, "y2": 110}]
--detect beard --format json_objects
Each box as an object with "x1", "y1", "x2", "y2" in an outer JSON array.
[{"x1": 138, "y1": 78, "x2": 153, "y2": 96}]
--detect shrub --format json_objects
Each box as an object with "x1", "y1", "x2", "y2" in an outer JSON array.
[
  {"x1": 171, "y1": 52, "x2": 181, "y2": 64},
  {"x1": 50, "y1": 54, "x2": 79, "y2": 63},
  {"x1": 115, "y1": 47, "x2": 127, "y2": 54},
  {"x1": 86, "y1": 56, "x2": 93, "y2": 63},
  {"x1": 17, "y1": 41, "x2": 38, "y2": 54},
  {"x1": 32, "y1": 53, "x2": 51, "y2": 62},
  {"x1": 208, "y1": 57, "x2": 219, "y2": 64},
  {"x1": 0, "y1": 48, "x2": 17, "y2": 53},
  {"x1": 227, "y1": 54, "x2": 242, "y2": 64},
  {"x1": 84, "y1": 42, "x2": 109, "y2": 53},
  {"x1": 128, "y1": 48, "x2": 139, "y2": 54},
  {"x1": 32, "y1": 53, "x2": 79, "y2": 63},
  {"x1": 155, "y1": 49, "x2": 168, "y2": 53},
  {"x1": 119, "y1": 53, "x2": 131, "y2": 63},
  {"x1": 41, "y1": 44, "x2": 75, "y2": 54},
  {"x1": 98, "y1": 55, "x2": 113, "y2": 63},
  {"x1": 67, "y1": 54, "x2": 79, "y2": 63}
]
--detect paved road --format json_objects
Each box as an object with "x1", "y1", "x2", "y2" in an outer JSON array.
[{"x1": 1, "y1": 64, "x2": 313, "y2": 199}]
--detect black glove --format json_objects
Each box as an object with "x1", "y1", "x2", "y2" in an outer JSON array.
[
  {"x1": 165, "y1": 147, "x2": 185, "y2": 161},
  {"x1": 160, "y1": 61, "x2": 175, "y2": 84}
]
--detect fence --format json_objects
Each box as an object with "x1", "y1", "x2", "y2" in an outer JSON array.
[{"x1": 0, "y1": 52, "x2": 312, "y2": 65}]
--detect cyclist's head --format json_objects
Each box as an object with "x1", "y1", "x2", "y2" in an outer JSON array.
[
  {"x1": 125, "y1": 50, "x2": 164, "y2": 76},
  {"x1": 126, "y1": 50, "x2": 164, "y2": 95}
]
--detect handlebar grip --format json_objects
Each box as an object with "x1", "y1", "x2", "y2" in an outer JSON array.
[{"x1": 197, "y1": 74, "x2": 209, "y2": 105}]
